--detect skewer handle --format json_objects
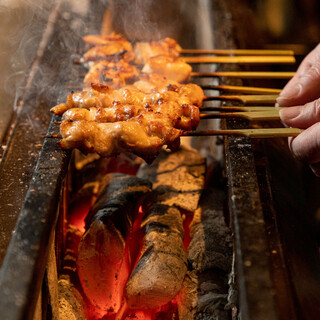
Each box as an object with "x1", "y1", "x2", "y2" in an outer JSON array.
[
  {"x1": 180, "y1": 49, "x2": 294, "y2": 56},
  {"x1": 204, "y1": 95, "x2": 279, "y2": 105},
  {"x1": 182, "y1": 56, "x2": 296, "y2": 64},
  {"x1": 182, "y1": 128, "x2": 301, "y2": 138},
  {"x1": 191, "y1": 71, "x2": 295, "y2": 79},
  {"x1": 200, "y1": 110, "x2": 280, "y2": 121},
  {"x1": 202, "y1": 84, "x2": 281, "y2": 95}
]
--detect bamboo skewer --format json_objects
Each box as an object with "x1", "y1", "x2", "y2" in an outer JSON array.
[
  {"x1": 180, "y1": 48, "x2": 294, "y2": 56},
  {"x1": 200, "y1": 110, "x2": 281, "y2": 121},
  {"x1": 182, "y1": 56, "x2": 296, "y2": 64},
  {"x1": 202, "y1": 84, "x2": 282, "y2": 94},
  {"x1": 47, "y1": 127, "x2": 301, "y2": 140},
  {"x1": 182, "y1": 128, "x2": 301, "y2": 138},
  {"x1": 200, "y1": 106, "x2": 281, "y2": 112},
  {"x1": 204, "y1": 94, "x2": 278, "y2": 104},
  {"x1": 191, "y1": 71, "x2": 295, "y2": 79}
]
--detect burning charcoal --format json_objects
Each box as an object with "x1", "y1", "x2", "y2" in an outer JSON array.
[
  {"x1": 137, "y1": 146, "x2": 206, "y2": 212},
  {"x1": 179, "y1": 188, "x2": 233, "y2": 319},
  {"x1": 76, "y1": 173, "x2": 151, "y2": 317},
  {"x1": 58, "y1": 278, "x2": 87, "y2": 320},
  {"x1": 58, "y1": 225, "x2": 87, "y2": 320},
  {"x1": 126, "y1": 204, "x2": 187, "y2": 309}
]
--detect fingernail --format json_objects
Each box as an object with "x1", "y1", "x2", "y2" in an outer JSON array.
[
  {"x1": 279, "y1": 106, "x2": 300, "y2": 121},
  {"x1": 277, "y1": 84, "x2": 302, "y2": 104}
]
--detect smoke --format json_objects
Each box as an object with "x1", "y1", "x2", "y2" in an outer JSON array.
[
  {"x1": 0, "y1": 0, "x2": 90, "y2": 121},
  {"x1": 110, "y1": 0, "x2": 186, "y2": 42}
]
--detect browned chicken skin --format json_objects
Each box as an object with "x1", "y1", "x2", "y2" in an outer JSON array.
[
  {"x1": 52, "y1": 36, "x2": 203, "y2": 161},
  {"x1": 83, "y1": 39, "x2": 134, "y2": 63},
  {"x1": 142, "y1": 55, "x2": 192, "y2": 83},
  {"x1": 82, "y1": 33, "x2": 125, "y2": 46},
  {"x1": 134, "y1": 37, "x2": 182, "y2": 65},
  {"x1": 59, "y1": 113, "x2": 181, "y2": 163},
  {"x1": 84, "y1": 60, "x2": 139, "y2": 89},
  {"x1": 51, "y1": 81, "x2": 204, "y2": 115}
]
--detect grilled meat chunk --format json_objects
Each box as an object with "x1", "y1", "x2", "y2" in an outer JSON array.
[
  {"x1": 84, "y1": 60, "x2": 139, "y2": 89},
  {"x1": 134, "y1": 37, "x2": 182, "y2": 65},
  {"x1": 83, "y1": 33, "x2": 126, "y2": 46},
  {"x1": 77, "y1": 173, "x2": 151, "y2": 315},
  {"x1": 51, "y1": 82, "x2": 203, "y2": 116},
  {"x1": 61, "y1": 99, "x2": 199, "y2": 131},
  {"x1": 58, "y1": 114, "x2": 181, "y2": 163},
  {"x1": 83, "y1": 40, "x2": 134, "y2": 63},
  {"x1": 142, "y1": 55, "x2": 192, "y2": 83}
]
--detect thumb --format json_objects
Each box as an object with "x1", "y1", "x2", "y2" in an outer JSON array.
[
  {"x1": 277, "y1": 44, "x2": 320, "y2": 107},
  {"x1": 288, "y1": 122, "x2": 320, "y2": 164}
]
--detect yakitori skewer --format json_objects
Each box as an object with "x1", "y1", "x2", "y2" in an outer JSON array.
[
  {"x1": 180, "y1": 48, "x2": 294, "y2": 56},
  {"x1": 202, "y1": 84, "x2": 282, "y2": 94},
  {"x1": 204, "y1": 94, "x2": 278, "y2": 104},
  {"x1": 182, "y1": 127, "x2": 301, "y2": 138},
  {"x1": 191, "y1": 71, "x2": 295, "y2": 79},
  {"x1": 200, "y1": 109, "x2": 281, "y2": 121},
  {"x1": 47, "y1": 127, "x2": 301, "y2": 140},
  {"x1": 182, "y1": 55, "x2": 295, "y2": 64}
]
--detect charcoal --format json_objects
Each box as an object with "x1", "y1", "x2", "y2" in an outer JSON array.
[
  {"x1": 179, "y1": 188, "x2": 233, "y2": 319},
  {"x1": 126, "y1": 204, "x2": 187, "y2": 309},
  {"x1": 137, "y1": 146, "x2": 206, "y2": 212},
  {"x1": 77, "y1": 173, "x2": 151, "y2": 316}
]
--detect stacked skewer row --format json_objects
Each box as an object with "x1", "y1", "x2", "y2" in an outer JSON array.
[{"x1": 50, "y1": 34, "x2": 300, "y2": 161}]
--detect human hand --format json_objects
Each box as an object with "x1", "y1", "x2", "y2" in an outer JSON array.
[{"x1": 278, "y1": 44, "x2": 320, "y2": 164}]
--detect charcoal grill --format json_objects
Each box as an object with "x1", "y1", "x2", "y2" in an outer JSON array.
[{"x1": 0, "y1": 0, "x2": 320, "y2": 319}]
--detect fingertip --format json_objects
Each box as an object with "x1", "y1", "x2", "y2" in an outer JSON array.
[
  {"x1": 279, "y1": 106, "x2": 300, "y2": 124},
  {"x1": 289, "y1": 123, "x2": 320, "y2": 164},
  {"x1": 276, "y1": 84, "x2": 303, "y2": 106}
]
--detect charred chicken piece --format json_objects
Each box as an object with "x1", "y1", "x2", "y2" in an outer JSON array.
[
  {"x1": 82, "y1": 33, "x2": 125, "y2": 46},
  {"x1": 62, "y1": 103, "x2": 199, "y2": 132},
  {"x1": 83, "y1": 40, "x2": 134, "y2": 63},
  {"x1": 58, "y1": 112, "x2": 182, "y2": 163},
  {"x1": 134, "y1": 37, "x2": 182, "y2": 65},
  {"x1": 142, "y1": 55, "x2": 192, "y2": 83},
  {"x1": 50, "y1": 82, "x2": 204, "y2": 116},
  {"x1": 50, "y1": 84, "x2": 145, "y2": 116},
  {"x1": 134, "y1": 73, "x2": 180, "y2": 92},
  {"x1": 84, "y1": 60, "x2": 139, "y2": 89}
]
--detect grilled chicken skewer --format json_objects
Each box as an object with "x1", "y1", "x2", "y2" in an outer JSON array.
[{"x1": 51, "y1": 33, "x2": 299, "y2": 161}]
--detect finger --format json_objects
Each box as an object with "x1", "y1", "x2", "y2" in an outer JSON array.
[
  {"x1": 277, "y1": 44, "x2": 320, "y2": 107},
  {"x1": 279, "y1": 98, "x2": 320, "y2": 128},
  {"x1": 288, "y1": 122, "x2": 320, "y2": 164}
]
